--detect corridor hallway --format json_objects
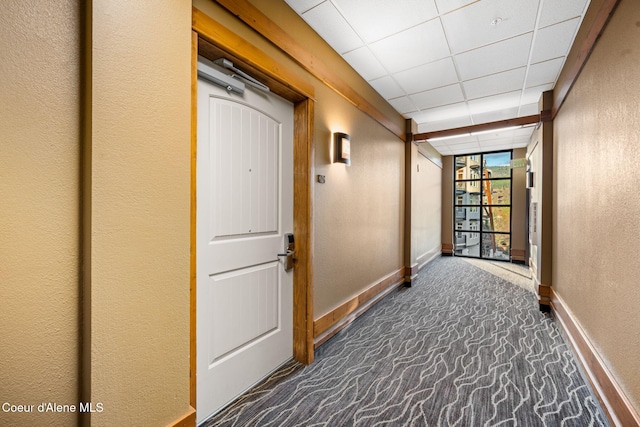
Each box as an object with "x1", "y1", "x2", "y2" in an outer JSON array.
[{"x1": 203, "y1": 257, "x2": 608, "y2": 426}]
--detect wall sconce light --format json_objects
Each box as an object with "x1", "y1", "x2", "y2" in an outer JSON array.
[{"x1": 333, "y1": 132, "x2": 351, "y2": 165}]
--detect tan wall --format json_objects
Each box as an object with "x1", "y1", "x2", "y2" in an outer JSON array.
[
  {"x1": 86, "y1": 1, "x2": 192, "y2": 425},
  {"x1": 194, "y1": 0, "x2": 408, "y2": 318},
  {"x1": 0, "y1": 3, "x2": 80, "y2": 426},
  {"x1": 552, "y1": 0, "x2": 640, "y2": 411},
  {"x1": 412, "y1": 144, "x2": 442, "y2": 267},
  {"x1": 313, "y1": 83, "x2": 405, "y2": 316}
]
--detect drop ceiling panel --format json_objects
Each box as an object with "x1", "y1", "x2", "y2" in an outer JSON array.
[
  {"x1": 538, "y1": 0, "x2": 589, "y2": 27},
  {"x1": 530, "y1": 18, "x2": 581, "y2": 63},
  {"x1": 285, "y1": 0, "x2": 591, "y2": 156},
  {"x1": 434, "y1": 0, "x2": 477, "y2": 15},
  {"x1": 455, "y1": 33, "x2": 533, "y2": 80},
  {"x1": 393, "y1": 58, "x2": 459, "y2": 94},
  {"x1": 369, "y1": 19, "x2": 450, "y2": 73},
  {"x1": 441, "y1": 0, "x2": 540, "y2": 54},
  {"x1": 463, "y1": 67, "x2": 526, "y2": 100},
  {"x1": 449, "y1": 144, "x2": 482, "y2": 155},
  {"x1": 526, "y1": 58, "x2": 564, "y2": 88},
  {"x1": 522, "y1": 84, "x2": 553, "y2": 104},
  {"x1": 388, "y1": 96, "x2": 418, "y2": 115},
  {"x1": 410, "y1": 84, "x2": 465, "y2": 110},
  {"x1": 369, "y1": 76, "x2": 405, "y2": 99},
  {"x1": 284, "y1": 0, "x2": 323, "y2": 14},
  {"x1": 518, "y1": 102, "x2": 540, "y2": 116},
  {"x1": 468, "y1": 91, "x2": 522, "y2": 115},
  {"x1": 416, "y1": 115, "x2": 473, "y2": 134},
  {"x1": 301, "y1": 1, "x2": 363, "y2": 54},
  {"x1": 472, "y1": 106, "x2": 520, "y2": 124},
  {"x1": 343, "y1": 47, "x2": 387, "y2": 81},
  {"x1": 334, "y1": 0, "x2": 439, "y2": 43},
  {"x1": 412, "y1": 101, "x2": 471, "y2": 123}
]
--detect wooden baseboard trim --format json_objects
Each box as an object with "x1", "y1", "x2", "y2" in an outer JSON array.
[
  {"x1": 441, "y1": 243, "x2": 454, "y2": 255},
  {"x1": 313, "y1": 268, "x2": 405, "y2": 347},
  {"x1": 510, "y1": 249, "x2": 526, "y2": 262},
  {"x1": 533, "y1": 275, "x2": 551, "y2": 307},
  {"x1": 551, "y1": 290, "x2": 640, "y2": 427},
  {"x1": 167, "y1": 407, "x2": 196, "y2": 427},
  {"x1": 405, "y1": 263, "x2": 419, "y2": 282}
]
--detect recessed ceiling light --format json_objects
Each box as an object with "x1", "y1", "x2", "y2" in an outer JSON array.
[{"x1": 491, "y1": 17, "x2": 503, "y2": 27}]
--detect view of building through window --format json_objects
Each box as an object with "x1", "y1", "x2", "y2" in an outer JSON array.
[{"x1": 454, "y1": 151, "x2": 512, "y2": 261}]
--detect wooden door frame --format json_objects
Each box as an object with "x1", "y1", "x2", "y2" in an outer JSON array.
[{"x1": 190, "y1": 9, "x2": 315, "y2": 409}]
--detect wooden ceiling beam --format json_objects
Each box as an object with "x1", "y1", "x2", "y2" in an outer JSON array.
[{"x1": 413, "y1": 115, "x2": 541, "y2": 142}]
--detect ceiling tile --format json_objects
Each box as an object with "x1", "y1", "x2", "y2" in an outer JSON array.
[
  {"x1": 369, "y1": 76, "x2": 405, "y2": 99},
  {"x1": 284, "y1": 0, "x2": 324, "y2": 14},
  {"x1": 526, "y1": 57, "x2": 564, "y2": 88},
  {"x1": 436, "y1": 147, "x2": 453, "y2": 155},
  {"x1": 434, "y1": 0, "x2": 476, "y2": 15},
  {"x1": 410, "y1": 84, "x2": 465, "y2": 110},
  {"x1": 334, "y1": 0, "x2": 439, "y2": 43},
  {"x1": 441, "y1": 0, "x2": 540, "y2": 53},
  {"x1": 463, "y1": 67, "x2": 526, "y2": 100},
  {"x1": 301, "y1": 1, "x2": 363, "y2": 53},
  {"x1": 530, "y1": 17, "x2": 580, "y2": 63},
  {"x1": 412, "y1": 101, "x2": 471, "y2": 123},
  {"x1": 447, "y1": 141, "x2": 482, "y2": 153},
  {"x1": 468, "y1": 90, "x2": 522, "y2": 115},
  {"x1": 518, "y1": 103, "x2": 539, "y2": 116},
  {"x1": 472, "y1": 106, "x2": 520, "y2": 124},
  {"x1": 394, "y1": 57, "x2": 459, "y2": 94},
  {"x1": 455, "y1": 33, "x2": 533, "y2": 80},
  {"x1": 522, "y1": 83, "x2": 553, "y2": 104},
  {"x1": 388, "y1": 96, "x2": 418, "y2": 114},
  {"x1": 416, "y1": 115, "x2": 473, "y2": 133},
  {"x1": 343, "y1": 46, "x2": 387, "y2": 81},
  {"x1": 441, "y1": 134, "x2": 478, "y2": 145},
  {"x1": 538, "y1": 0, "x2": 589, "y2": 28},
  {"x1": 369, "y1": 18, "x2": 450, "y2": 73}
]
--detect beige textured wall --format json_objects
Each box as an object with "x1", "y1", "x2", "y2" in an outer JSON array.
[
  {"x1": 313, "y1": 83, "x2": 405, "y2": 316},
  {"x1": 412, "y1": 144, "x2": 442, "y2": 267},
  {"x1": 552, "y1": 0, "x2": 640, "y2": 411},
  {"x1": 87, "y1": 1, "x2": 192, "y2": 425},
  {"x1": 0, "y1": 2, "x2": 80, "y2": 426}
]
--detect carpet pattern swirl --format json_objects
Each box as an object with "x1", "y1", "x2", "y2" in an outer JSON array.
[{"x1": 203, "y1": 257, "x2": 609, "y2": 426}]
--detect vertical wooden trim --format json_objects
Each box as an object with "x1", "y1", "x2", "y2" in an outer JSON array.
[
  {"x1": 189, "y1": 30, "x2": 198, "y2": 409},
  {"x1": 293, "y1": 98, "x2": 314, "y2": 365},
  {"x1": 551, "y1": 289, "x2": 640, "y2": 427},
  {"x1": 403, "y1": 125, "x2": 414, "y2": 283}
]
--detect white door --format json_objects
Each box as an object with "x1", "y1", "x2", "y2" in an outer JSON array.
[{"x1": 196, "y1": 68, "x2": 294, "y2": 424}]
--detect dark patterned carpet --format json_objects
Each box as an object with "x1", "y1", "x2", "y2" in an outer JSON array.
[{"x1": 203, "y1": 256, "x2": 609, "y2": 426}]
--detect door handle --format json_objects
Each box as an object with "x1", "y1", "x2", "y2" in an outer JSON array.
[{"x1": 277, "y1": 233, "x2": 295, "y2": 271}]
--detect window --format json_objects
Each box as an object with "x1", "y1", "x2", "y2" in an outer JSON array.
[{"x1": 453, "y1": 151, "x2": 512, "y2": 261}]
